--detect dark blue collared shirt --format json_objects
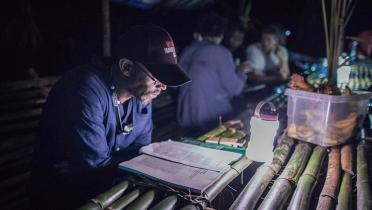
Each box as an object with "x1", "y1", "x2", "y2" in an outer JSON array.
[{"x1": 33, "y1": 62, "x2": 153, "y2": 175}]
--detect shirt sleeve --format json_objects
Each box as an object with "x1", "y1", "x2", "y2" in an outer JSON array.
[
  {"x1": 246, "y1": 44, "x2": 265, "y2": 72},
  {"x1": 215, "y1": 47, "x2": 247, "y2": 96},
  {"x1": 67, "y1": 83, "x2": 111, "y2": 169}
]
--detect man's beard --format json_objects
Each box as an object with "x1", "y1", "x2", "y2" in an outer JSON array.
[{"x1": 126, "y1": 82, "x2": 159, "y2": 105}]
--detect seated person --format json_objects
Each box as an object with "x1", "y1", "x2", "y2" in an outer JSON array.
[
  {"x1": 245, "y1": 24, "x2": 290, "y2": 86},
  {"x1": 222, "y1": 22, "x2": 246, "y2": 64},
  {"x1": 177, "y1": 13, "x2": 250, "y2": 132},
  {"x1": 30, "y1": 25, "x2": 190, "y2": 210}
]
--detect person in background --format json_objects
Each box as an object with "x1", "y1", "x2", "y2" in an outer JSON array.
[
  {"x1": 222, "y1": 22, "x2": 246, "y2": 64},
  {"x1": 30, "y1": 25, "x2": 190, "y2": 210},
  {"x1": 245, "y1": 24, "x2": 290, "y2": 86},
  {"x1": 177, "y1": 13, "x2": 251, "y2": 133}
]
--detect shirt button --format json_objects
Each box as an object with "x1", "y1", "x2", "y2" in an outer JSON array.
[{"x1": 116, "y1": 147, "x2": 120, "y2": 152}]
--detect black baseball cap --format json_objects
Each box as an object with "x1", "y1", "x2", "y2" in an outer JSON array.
[{"x1": 113, "y1": 25, "x2": 191, "y2": 87}]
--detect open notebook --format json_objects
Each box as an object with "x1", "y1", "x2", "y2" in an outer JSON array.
[{"x1": 119, "y1": 140, "x2": 243, "y2": 194}]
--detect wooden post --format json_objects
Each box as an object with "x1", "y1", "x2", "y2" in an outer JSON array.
[{"x1": 102, "y1": 0, "x2": 111, "y2": 56}]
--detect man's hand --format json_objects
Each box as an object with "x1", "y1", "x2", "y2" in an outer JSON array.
[
  {"x1": 237, "y1": 61, "x2": 254, "y2": 74},
  {"x1": 276, "y1": 48, "x2": 288, "y2": 63}
]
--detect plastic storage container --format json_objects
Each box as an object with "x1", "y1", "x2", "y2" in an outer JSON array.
[{"x1": 285, "y1": 89, "x2": 371, "y2": 147}]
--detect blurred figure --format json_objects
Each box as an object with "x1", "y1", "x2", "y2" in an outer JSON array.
[
  {"x1": 177, "y1": 13, "x2": 251, "y2": 132},
  {"x1": 351, "y1": 30, "x2": 372, "y2": 60},
  {"x1": 245, "y1": 24, "x2": 290, "y2": 86},
  {"x1": 222, "y1": 22, "x2": 246, "y2": 63}
]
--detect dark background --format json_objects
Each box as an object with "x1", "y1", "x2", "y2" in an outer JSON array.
[{"x1": 1, "y1": 0, "x2": 371, "y2": 81}]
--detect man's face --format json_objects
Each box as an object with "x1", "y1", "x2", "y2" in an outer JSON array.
[
  {"x1": 137, "y1": 75, "x2": 167, "y2": 104},
  {"x1": 261, "y1": 33, "x2": 279, "y2": 52},
  {"x1": 128, "y1": 63, "x2": 167, "y2": 105}
]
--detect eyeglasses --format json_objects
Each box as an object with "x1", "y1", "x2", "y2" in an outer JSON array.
[{"x1": 134, "y1": 61, "x2": 159, "y2": 86}]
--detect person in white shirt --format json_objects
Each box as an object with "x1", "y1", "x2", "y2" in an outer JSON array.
[{"x1": 245, "y1": 24, "x2": 290, "y2": 85}]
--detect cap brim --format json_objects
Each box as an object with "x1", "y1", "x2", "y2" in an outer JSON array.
[{"x1": 142, "y1": 63, "x2": 191, "y2": 87}]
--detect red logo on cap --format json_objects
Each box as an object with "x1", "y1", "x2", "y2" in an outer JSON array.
[
  {"x1": 164, "y1": 40, "x2": 176, "y2": 58},
  {"x1": 165, "y1": 41, "x2": 174, "y2": 48}
]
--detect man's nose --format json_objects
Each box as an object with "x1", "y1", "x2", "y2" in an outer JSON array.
[{"x1": 156, "y1": 83, "x2": 167, "y2": 91}]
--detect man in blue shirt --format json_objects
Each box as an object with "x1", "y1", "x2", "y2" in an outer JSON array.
[
  {"x1": 177, "y1": 14, "x2": 250, "y2": 132},
  {"x1": 31, "y1": 25, "x2": 190, "y2": 209}
]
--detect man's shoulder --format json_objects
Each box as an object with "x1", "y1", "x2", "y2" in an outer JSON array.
[{"x1": 246, "y1": 42, "x2": 262, "y2": 53}]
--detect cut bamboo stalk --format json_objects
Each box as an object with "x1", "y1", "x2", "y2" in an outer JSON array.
[
  {"x1": 0, "y1": 108, "x2": 42, "y2": 124},
  {"x1": 149, "y1": 195, "x2": 177, "y2": 210},
  {"x1": 229, "y1": 136, "x2": 294, "y2": 210},
  {"x1": 198, "y1": 126, "x2": 227, "y2": 141},
  {"x1": 258, "y1": 143, "x2": 312, "y2": 210},
  {"x1": 204, "y1": 156, "x2": 252, "y2": 201},
  {"x1": 356, "y1": 143, "x2": 372, "y2": 210},
  {"x1": 91, "y1": 180, "x2": 128, "y2": 208},
  {"x1": 0, "y1": 133, "x2": 34, "y2": 152},
  {"x1": 0, "y1": 98, "x2": 46, "y2": 113},
  {"x1": 0, "y1": 76, "x2": 58, "y2": 91},
  {"x1": 316, "y1": 147, "x2": 341, "y2": 210},
  {"x1": 0, "y1": 88, "x2": 50, "y2": 102},
  {"x1": 336, "y1": 172, "x2": 352, "y2": 210},
  {"x1": 0, "y1": 120, "x2": 39, "y2": 134},
  {"x1": 107, "y1": 188, "x2": 141, "y2": 210},
  {"x1": 341, "y1": 144, "x2": 354, "y2": 175},
  {"x1": 0, "y1": 146, "x2": 33, "y2": 165},
  {"x1": 76, "y1": 201, "x2": 101, "y2": 210},
  {"x1": 288, "y1": 146, "x2": 327, "y2": 210},
  {"x1": 125, "y1": 190, "x2": 155, "y2": 210},
  {"x1": 179, "y1": 204, "x2": 200, "y2": 210}
]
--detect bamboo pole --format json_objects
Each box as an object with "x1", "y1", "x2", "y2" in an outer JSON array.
[
  {"x1": 91, "y1": 180, "x2": 129, "y2": 208},
  {"x1": 229, "y1": 136, "x2": 294, "y2": 210},
  {"x1": 77, "y1": 201, "x2": 101, "y2": 210},
  {"x1": 179, "y1": 204, "x2": 200, "y2": 210},
  {"x1": 149, "y1": 195, "x2": 177, "y2": 210},
  {"x1": 341, "y1": 144, "x2": 354, "y2": 175},
  {"x1": 102, "y1": 0, "x2": 111, "y2": 56},
  {"x1": 316, "y1": 147, "x2": 341, "y2": 210},
  {"x1": 125, "y1": 190, "x2": 155, "y2": 210},
  {"x1": 107, "y1": 188, "x2": 141, "y2": 210},
  {"x1": 204, "y1": 156, "x2": 252, "y2": 201},
  {"x1": 336, "y1": 172, "x2": 352, "y2": 210},
  {"x1": 287, "y1": 146, "x2": 327, "y2": 210},
  {"x1": 258, "y1": 143, "x2": 312, "y2": 210},
  {"x1": 356, "y1": 142, "x2": 372, "y2": 210}
]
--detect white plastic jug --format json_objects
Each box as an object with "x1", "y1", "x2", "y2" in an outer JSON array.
[{"x1": 246, "y1": 101, "x2": 279, "y2": 162}]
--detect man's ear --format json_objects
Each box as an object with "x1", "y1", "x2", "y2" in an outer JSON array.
[{"x1": 118, "y1": 58, "x2": 133, "y2": 77}]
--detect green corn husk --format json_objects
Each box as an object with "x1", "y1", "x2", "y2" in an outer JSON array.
[
  {"x1": 125, "y1": 190, "x2": 155, "y2": 210},
  {"x1": 76, "y1": 201, "x2": 101, "y2": 210},
  {"x1": 288, "y1": 146, "x2": 327, "y2": 210},
  {"x1": 149, "y1": 195, "x2": 177, "y2": 210},
  {"x1": 198, "y1": 126, "x2": 227, "y2": 141},
  {"x1": 179, "y1": 204, "x2": 200, "y2": 210},
  {"x1": 258, "y1": 143, "x2": 312, "y2": 210},
  {"x1": 316, "y1": 147, "x2": 341, "y2": 210},
  {"x1": 336, "y1": 172, "x2": 352, "y2": 210},
  {"x1": 107, "y1": 188, "x2": 141, "y2": 210},
  {"x1": 229, "y1": 136, "x2": 294, "y2": 210},
  {"x1": 356, "y1": 143, "x2": 372, "y2": 210},
  {"x1": 91, "y1": 180, "x2": 129, "y2": 208}
]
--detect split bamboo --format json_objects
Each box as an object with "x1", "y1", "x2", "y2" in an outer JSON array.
[
  {"x1": 356, "y1": 143, "x2": 372, "y2": 210},
  {"x1": 287, "y1": 146, "x2": 327, "y2": 210},
  {"x1": 258, "y1": 143, "x2": 312, "y2": 210},
  {"x1": 316, "y1": 147, "x2": 341, "y2": 210},
  {"x1": 229, "y1": 136, "x2": 294, "y2": 210}
]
